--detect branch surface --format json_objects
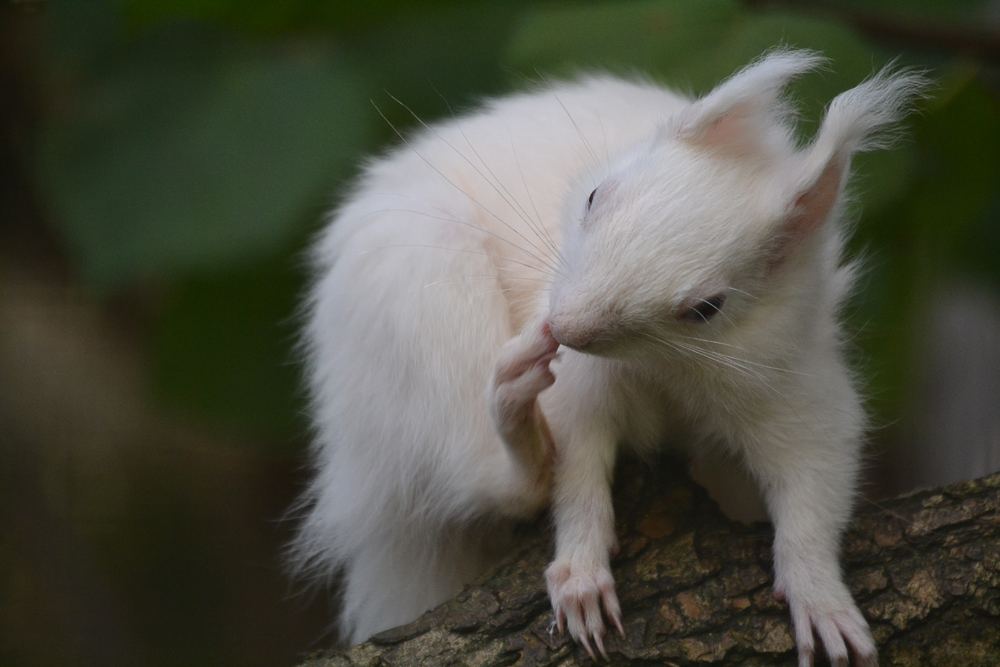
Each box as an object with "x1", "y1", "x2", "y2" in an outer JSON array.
[{"x1": 301, "y1": 461, "x2": 1000, "y2": 667}]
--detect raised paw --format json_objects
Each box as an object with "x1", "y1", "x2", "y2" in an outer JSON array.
[
  {"x1": 545, "y1": 560, "x2": 624, "y2": 660},
  {"x1": 784, "y1": 592, "x2": 876, "y2": 667},
  {"x1": 488, "y1": 319, "x2": 559, "y2": 440}
]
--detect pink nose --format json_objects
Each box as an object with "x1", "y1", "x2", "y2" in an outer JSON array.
[{"x1": 548, "y1": 317, "x2": 597, "y2": 351}]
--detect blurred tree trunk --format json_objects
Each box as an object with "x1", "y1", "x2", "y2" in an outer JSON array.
[{"x1": 299, "y1": 459, "x2": 1000, "y2": 667}]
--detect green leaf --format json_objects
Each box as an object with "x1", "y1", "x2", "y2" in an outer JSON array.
[
  {"x1": 120, "y1": 0, "x2": 488, "y2": 34},
  {"x1": 38, "y1": 18, "x2": 372, "y2": 288},
  {"x1": 505, "y1": 0, "x2": 744, "y2": 87},
  {"x1": 908, "y1": 70, "x2": 1000, "y2": 250}
]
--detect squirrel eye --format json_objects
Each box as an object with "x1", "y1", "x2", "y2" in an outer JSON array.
[
  {"x1": 679, "y1": 295, "x2": 726, "y2": 323},
  {"x1": 587, "y1": 188, "x2": 597, "y2": 209}
]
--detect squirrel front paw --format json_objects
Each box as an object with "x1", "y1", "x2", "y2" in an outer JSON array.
[
  {"x1": 545, "y1": 559, "x2": 623, "y2": 660},
  {"x1": 775, "y1": 578, "x2": 876, "y2": 667},
  {"x1": 486, "y1": 319, "x2": 559, "y2": 509},
  {"x1": 488, "y1": 319, "x2": 558, "y2": 446}
]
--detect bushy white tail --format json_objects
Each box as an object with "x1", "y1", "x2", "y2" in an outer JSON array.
[{"x1": 336, "y1": 524, "x2": 504, "y2": 643}]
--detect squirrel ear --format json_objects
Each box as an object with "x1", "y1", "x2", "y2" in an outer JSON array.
[
  {"x1": 673, "y1": 49, "x2": 824, "y2": 155},
  {"x1": 767, "y1": 64, "x2": 930, "y2": 269},
  {"x1": 768, "y1": 155, "x2": 848, "y2": 268},
  {"x1": 677, "y1": 100, "x2": 767, "y2": 154},
  {"x1": 791, "y1": 158, "x2": 844, "y2": 234}
]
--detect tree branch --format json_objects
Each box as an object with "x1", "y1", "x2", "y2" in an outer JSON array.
[{"x1": 298, "y1": 459, "x2": 1000, "y2": 666}]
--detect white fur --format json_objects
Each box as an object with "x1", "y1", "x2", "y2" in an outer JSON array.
[{"x1": 290, "y1": 50, "x2": 927, "y2": 666}]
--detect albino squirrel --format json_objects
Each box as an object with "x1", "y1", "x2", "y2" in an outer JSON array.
[{"x1": 290, "y1": 50, "x2": 927, "y2": 667}]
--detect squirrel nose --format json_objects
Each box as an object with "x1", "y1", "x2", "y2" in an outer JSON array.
[{"x1": 548, "y1": 315, "x2": 597, "y2": 351}]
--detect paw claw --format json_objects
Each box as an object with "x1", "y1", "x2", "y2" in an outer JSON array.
[
  {"x1": 579, "y1": 633, "x2": 595, "y2": 660},
  {"x1": 786, "y1": 588, "x2": 875, "y2": 667},
  {"x1": 547, "y1": 560, "x2": 620, "y2": 661},
  {"x1": 594, "y1": 632, "x2": 607, "y2": 660}
]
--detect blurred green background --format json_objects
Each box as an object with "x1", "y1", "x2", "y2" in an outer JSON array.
[{"x1": 1, "y1": 0, "x2": 999, "y2": 665}]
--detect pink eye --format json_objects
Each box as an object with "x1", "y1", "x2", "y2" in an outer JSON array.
[{"x1": 679, "y1": 295, "x2": 726, "y2": 323}]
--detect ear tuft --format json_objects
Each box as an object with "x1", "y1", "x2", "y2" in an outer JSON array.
[
  {"x1": 673, "y1": 48, "x2": 825, "y2": 153},
  {"x1": 792, "y1": 64, "x2": 931, "y2": 218},
  {"x1": 800, "y1": 64, "x2": 931, "y2": 175},
  {"x1": 770, "y1": 64, "x2": 931, "y2": 268}
]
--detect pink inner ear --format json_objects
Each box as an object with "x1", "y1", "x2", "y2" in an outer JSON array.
[
  {"x1": 791, "y1": 159, "x2": 843, "y2": 237},
  {"x1": 698, "y1": 104, "x2": 752, "y2": 149},
  {"x1": 682, "y1": 101, "x2": 761, "y2": 155},
  {"x1": 768, "y1": 158, "x2": 845, "y2": 272}
]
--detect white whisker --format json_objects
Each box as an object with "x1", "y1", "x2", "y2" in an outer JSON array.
[
  {"x1": 421, "y1": 273, "x2": 551, "y2": 290},
  {"x1": 381, "y1": 93, "x2": 559, "y2": 272},
  {"x1": 637, "y1": 331, "x2": 765, "y2": 382},
  {"x1": 429, "y1": 93, "x2": 558, "y2": 261},
  {"x1": 672, "y1": 332, "x2": 818, "y2": 378},
  {"x1": 447, "y1": 112, "x2": 558, "y2": 261},
  {"x1": 535, "y1": 69, "x2": 602, "y2": 186},
  {"x1": 506, "y1": 124, "x2": 568, "y2": 270},
  {"x1": 360, "y1": 244, "x2": 557, "y2": 280},
  {"x1": 360, "y1": 206, "x2": 554, "y2": 277},
  {"x1": 727, "y1": 287, "x2": 761, "y2": 302}
]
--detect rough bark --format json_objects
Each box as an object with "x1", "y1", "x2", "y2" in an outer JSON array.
[{"x1": 300, "y1": 459, "x2": 1000, "y2": 667}]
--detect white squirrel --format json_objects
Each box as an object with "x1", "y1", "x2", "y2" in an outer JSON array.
[{"x1": 290, "y1": 50, "x2": 927, "y2": 667}]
